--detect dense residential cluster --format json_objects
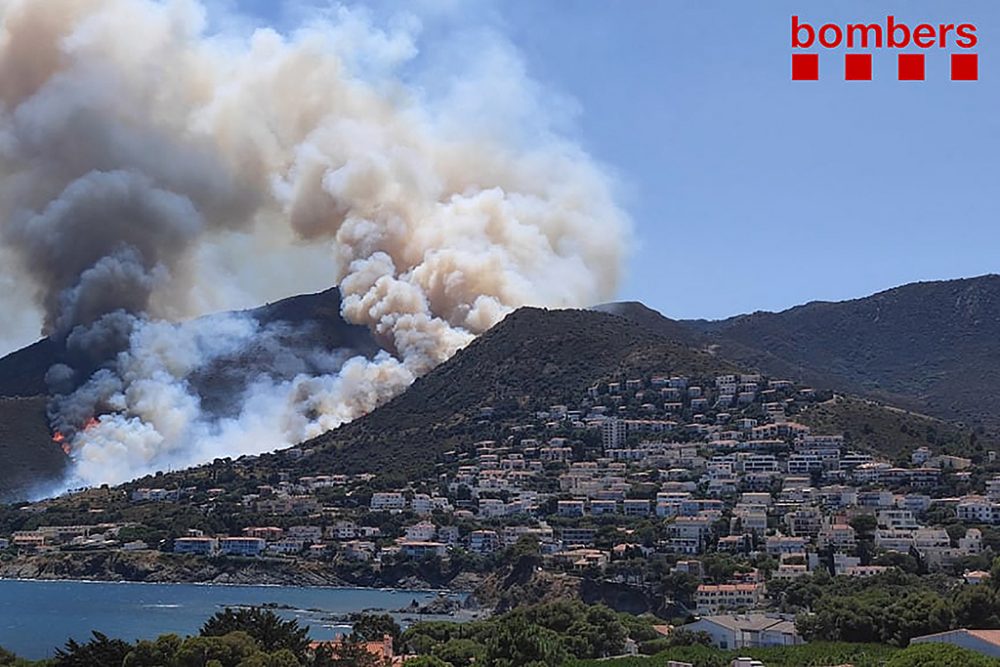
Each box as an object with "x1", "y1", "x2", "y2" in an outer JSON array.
[{"x1": 5, "y1": 371, "x2": 1000, "y2": 653}]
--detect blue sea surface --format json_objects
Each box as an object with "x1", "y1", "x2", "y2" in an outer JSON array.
[{"x1": 0, "y1": 579, "x2": 447, "y2": 659}]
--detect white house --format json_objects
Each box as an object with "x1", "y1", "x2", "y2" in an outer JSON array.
[
  {"x1": 219, "y1": 537, "x2": 266, "y2": 557},
  {"x1": 174, "y1": 537, "x2": 218, "y2": 555},
  {"x1": 268, "y1": 539, "x2": 306, "y2": 555},
  {"x1": 405, "y1": 522, "x2": 437, "y2": 542},
  {"x1": 682, "y1": 614, "x2": 801, "y2": 650},
  {"x1": 911, "y1": 629, "x2": 1000, "y2": 657},
  {"x1": 400, "y1": 541, "x2": 447, "y2": 558},
  {"x1": 370, "y1": 492, "x2": 407, "y2": 512},
  {"x1": 694, "y1": 584, "x2": 765, "y2": 614},
  {"x1": 287, "y1": 526, "x2": 323, "y2": 543},
  {"x1": 343, "y1": 540, "x2": 376, "y2": 561},
  {"x1": 469, "y1": 530, "x2": 501, "y2": 554}
]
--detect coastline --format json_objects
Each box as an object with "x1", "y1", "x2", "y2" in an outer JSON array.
[
  {"x1": 0, "y1": 550, "x2": 483, "y2": 594},
  {"x1": 0, "y1": 577, "x2": 481, "y2": 622},
  {"x1": 0, "y1": 576, "x2": 469, "y2": 595}
]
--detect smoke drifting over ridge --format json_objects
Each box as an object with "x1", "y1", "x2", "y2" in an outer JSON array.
[{"x1": 0, "y1": 0, "x2": 630, "y2": 490}]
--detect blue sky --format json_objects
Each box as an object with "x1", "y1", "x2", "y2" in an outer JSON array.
[{"x1": 223, "y1": 0, "x2": 1000, "y2": 320}]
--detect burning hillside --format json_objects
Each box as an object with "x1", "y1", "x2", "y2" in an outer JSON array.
[
  {"x1": 0, "y1": 0, "x2": 630, "y2": 492},
  {"x1": 51, "y1": 418, "x2": 98, "y2": 456}
]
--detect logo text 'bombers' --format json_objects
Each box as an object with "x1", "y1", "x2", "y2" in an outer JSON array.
[{"x1": 791, "y1": 16, "x2": 979, "y2": 81}]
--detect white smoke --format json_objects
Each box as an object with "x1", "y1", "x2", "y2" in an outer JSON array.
[
  {"x1": 57, "y1": 312, "x2": 415, "y2": 485},
  {"x1": 0, "y1": 0, "x2": 630, "y2": 489}
]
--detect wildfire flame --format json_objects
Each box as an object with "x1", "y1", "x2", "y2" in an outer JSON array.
[
  {"x1": 51, "y1": 418, "x2": 100, "y2": 456},
  {"x1": 52, "y1": 431, "x2": 70, "y2": 456}
]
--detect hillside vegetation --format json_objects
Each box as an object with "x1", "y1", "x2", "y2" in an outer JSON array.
[
  {"x1": 567, "y1": 641, "x2": 999, "y2": 667},
  {"x1": 684, "y1": 275, "x2": 1000, "y2": 431},
  {"x1": 592, "y1": 302, "x2": 706, "y2": 347},
  {"x1": 291, "y1": 306, "x2": 737, "y2": 482},
  {"x1": 796, "y1": 395, "x2": 991, "y2": 462}
]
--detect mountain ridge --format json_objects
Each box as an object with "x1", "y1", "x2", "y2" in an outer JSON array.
[
  {"x1": 676, "y1": 274, "x2": 1000, "y2": 430},
  {"x1": 4, "y1": 274, "x2": 1000, "y2": 500},
  {"x1": 22, "y1": 300, "x2": 990, "y2": 517}
]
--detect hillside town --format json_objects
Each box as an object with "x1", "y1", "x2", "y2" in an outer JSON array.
[{"x1": 5, "y1": 371, "x2": 1000, "y2": 657}]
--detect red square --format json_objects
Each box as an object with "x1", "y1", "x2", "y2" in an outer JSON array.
[
  {"x1": 898, "y1": 53, "x2": 925, "y2": 81},
  {"x1": 792, "y1": 53, "x2": 819, "y2": 81},
  {"x1": 952, "y1": 53, "x2": 978, "y2": 80},
  {"x1": 845, "y1": 53, "x2": 872, "y2": 80}
]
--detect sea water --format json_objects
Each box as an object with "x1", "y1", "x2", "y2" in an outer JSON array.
[{"x1": 0, "y1": 579, "x2": 452, "y2": 659}]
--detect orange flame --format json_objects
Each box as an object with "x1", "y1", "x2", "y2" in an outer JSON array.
[
  {"x1": 52, "y1": 431, "x2": 71, "y2": 456},
  {"x1": 51, "y1": 418, "x2": 99, "y2": 456}
]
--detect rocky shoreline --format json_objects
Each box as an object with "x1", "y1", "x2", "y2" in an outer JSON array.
[
  {"x1": 0, "y1": 551, "x2": 658, "y2": 617},
  {"x1": 0, "y1": 550, "x2": 482, "y2": 593}
]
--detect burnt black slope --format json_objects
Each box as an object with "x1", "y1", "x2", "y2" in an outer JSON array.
[
  {"x1": 0, "y1": 339, "x2": 60, "y2": 398},
  {"x1": 292, "y1": 307, "x2": 736, "y2": 480},
  {"x1": 0, "y1": 287, "x2": 379, "y2": 499},
  {"x1": 0, "y1": 396, "x2": 66, "y2": 502},
  {"x1": 251, "y1": 288, "x2": 378, "y2": 353},
  {"x1": 683, "y1": 275, "x2": 1000, "y2": 430}
]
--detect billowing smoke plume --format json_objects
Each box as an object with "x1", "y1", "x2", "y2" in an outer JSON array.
[{"x1": 0, "y1": 0, "x2": 630, "y2": 490}]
